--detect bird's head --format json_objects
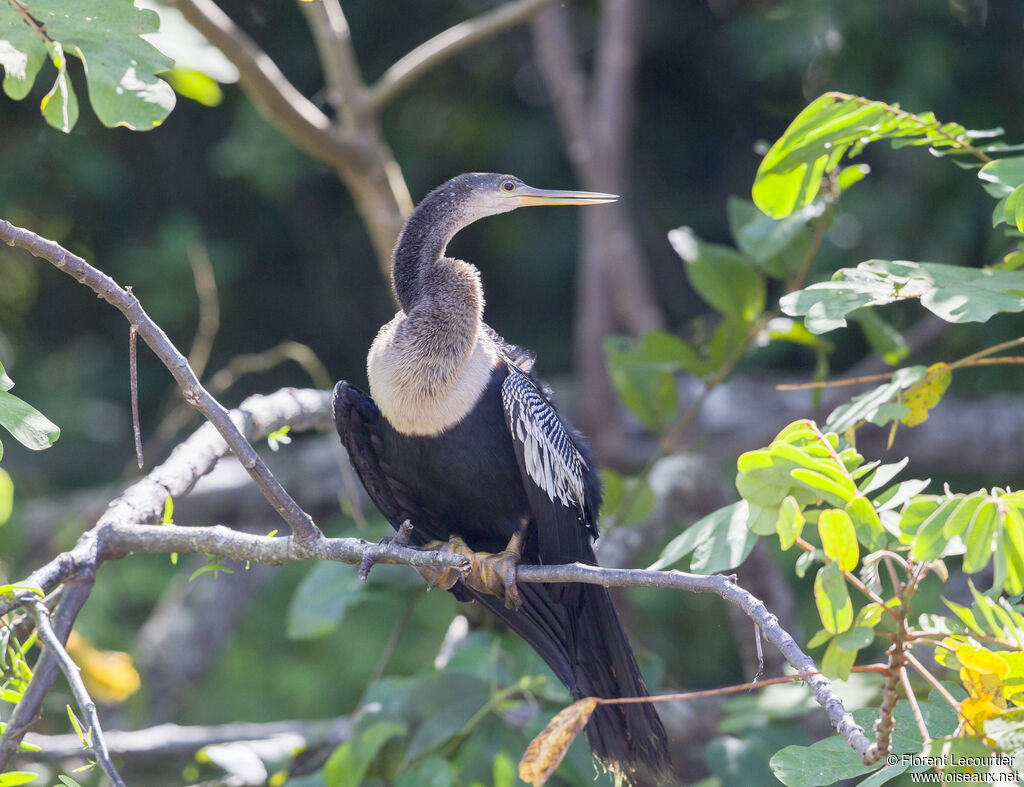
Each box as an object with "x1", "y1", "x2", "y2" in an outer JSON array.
[{"x1": 434, "y1": 173, "x2": 618, "y2": 223}]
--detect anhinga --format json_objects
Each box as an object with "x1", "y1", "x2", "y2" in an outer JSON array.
[{"x1": 333, "y1": 173, "x2": 671, "y2": 783}]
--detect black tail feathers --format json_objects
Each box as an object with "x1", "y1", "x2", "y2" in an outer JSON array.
[
  {"x1": 468, "y1": 581, "x2": 673, "y2": 785},
  {"x1": 572, "y1": 584, "x2": 673, "y2": 786}
]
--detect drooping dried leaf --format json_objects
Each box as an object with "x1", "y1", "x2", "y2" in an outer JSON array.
[{"x1": 519, "y1": 697, "x2": 598, "y2": 786}]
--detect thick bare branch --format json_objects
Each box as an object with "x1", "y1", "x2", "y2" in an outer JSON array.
[
  {"x1": 295, "y1": 0, "x2": 366, "y2": 117},
  {"x1": 29, "y1": 600, "x2": 126, "y2": 787},
  {"x1": 368, "y1": 0, "x2": 560, "y2": 110},
  {"x1": 163, "y1": 0, "x2": 369, "y2": 172},
  {"x1": 20, "y1": 717, "x2": 350, "y2": 762},
  {"x1": 0, "y1": 580, "x2": 92, "y2": 771},
  {"x1": 0, "y1": 219, "x2": 323, "y2": 546}
]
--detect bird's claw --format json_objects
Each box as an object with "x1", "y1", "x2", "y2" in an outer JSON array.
[{"x1": 419, "y1": 533, "x2": 524, "y2": 611}]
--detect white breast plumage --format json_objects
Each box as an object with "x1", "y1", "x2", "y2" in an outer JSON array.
[
  {"x1": 367, "y1": 312, "x2": 498, "y2": 436},
  {"x1": 501, "y1": 365, "x2": 587, "y2": 510}
]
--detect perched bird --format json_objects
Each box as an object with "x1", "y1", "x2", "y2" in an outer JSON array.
[{"x1": 333, "y1": 173, "x2": 671, "y2": 783}]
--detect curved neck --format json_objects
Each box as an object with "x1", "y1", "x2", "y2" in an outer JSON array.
[{"x1": 392, "y1": 187, "x2": 477, "y2": 312}]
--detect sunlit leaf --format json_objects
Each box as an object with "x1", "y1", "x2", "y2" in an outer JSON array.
[
  {"x1": 776, "y1": 496, "x2": 804, "y2": 550},
  {"x1": 0, "y1": 389, "x2": 60, "y2": 450},
  {"x1": 817, "y1": 509, "x2": 859, "y2": 570},
  {"x1": 782, "y1": 260, "x2": 1024, "y2": 333},
  {"x1": 0, "y1": 469, "x2": 12, "y2": 526},
  {"x1": 900, "y1": 363, "x2": 952, "y2": 426},
  {"x1": 755, "y1": 93, "x2": 988, "y2": 219},
  {"x1": 814, "y1": 562, "x2": 853, "y2": 634}
]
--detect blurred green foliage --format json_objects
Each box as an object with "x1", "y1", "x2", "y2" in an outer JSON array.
[{"x1": 3, "y1": 1, "x2": 1024, "y2": 785}]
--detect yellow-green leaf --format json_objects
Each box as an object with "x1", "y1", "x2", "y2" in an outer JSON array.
[
  {"x1": 814, "y1": 562, "x2": 853, "y2": 634},
  {"x1": 776, "y1": 495, "x2": 804, "y2": 550},
  {"x1": 900, "y1": 363, "x2": 952, "y2": 427},
  {"x1": 818, "y1": 509, "x2": 859, "y2": 571}
]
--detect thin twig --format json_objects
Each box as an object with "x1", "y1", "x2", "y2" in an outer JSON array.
[
  {"x1": 599, "y1": 663, "x2": 888, "y2": 705},
  {"x1": 129, "y1": 322, "x2": 144, "y2": 469},
  {"x1": 29, "y1": 600, "x2": 126, "y2": 787},
  {"x1": 0, "y1": 219, "x2": 323, "y2": 546},
  {"x1": 904, "y1": 651, "x2": 962, "y2": 714},
  {"x1": 368, "y1": 0, "x2": 560, "y2": 110},
  {"x1": 185, "y1": 238, "x2": 220, "y2": 380},
  {"x1": 898, "y1": 664, "x2": 931, "y2": 745}
]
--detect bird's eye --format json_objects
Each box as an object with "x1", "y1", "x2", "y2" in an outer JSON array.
[{"x1": 501, "y1": 179, "x2": 516, "y2": 192}]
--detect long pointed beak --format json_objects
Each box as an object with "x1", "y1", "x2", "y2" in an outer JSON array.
[{"x1": 509, "y1": 185, "x2": 619, "y2": 206}]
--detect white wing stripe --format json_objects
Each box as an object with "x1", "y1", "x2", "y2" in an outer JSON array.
[{"x1": 502, "y1": 368, "x2": 587, "y2": 510}]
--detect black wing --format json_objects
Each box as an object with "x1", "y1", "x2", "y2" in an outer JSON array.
[
  {"x1": 500, "y1": 362, "x2": 601, "y2": 567},
  {"x1": 332, "y1": 379, "x2": 578, "y2": 684}
]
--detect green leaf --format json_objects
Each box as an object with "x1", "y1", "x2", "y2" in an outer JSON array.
[
  {"x1": 0, "y1": 361, "x2": 12, "y2": 392},
  {"x1": 392, "y1": 756, "x2": 453, "y2": 787},
  {"x1": 836, "y1": 164, "x2": 871, "y2": 192},
  {"x1": 604, "y1": 333, "x2": 688, "y2": 432},
  {"x1": 910, "y1": 497, "x2": 960, "y2": 561},
  {"x1": 790, "y1": 468, "x2": 855, "y2": 507},
  {"x1": 0, "y1": 773, "x2": 39, "y2": 786},
  {"x1": 669, "y1": 227, "x2": 765, "y2": 321},
  {"x1": 776, "y1": 495, "x2": 804, "y2": 550},
  {"x1": 824, "y1": 366, "x2": 927, "y2": 433},
  {"x1": 755, "y1": 93, "x2": 986, "y2": 219},
  {"x1": 978, "y1": 156, "x2": 1024, "y2": 197},
  {"x1": 850, "y1": 309, "x2": 908, "y2": 366},
  {"x1": 873, "y1": 478, "x2": 931, "y2": 513},
  {"x1": 31, "y1": 0, "x2": 176, "y2": 130},
  {"x1": 729, "y1": 197, "x2": 820, "y2": 277},
  {"x1": 58, "y1": 776, "x2": 84, "y2": 787},
  {"x1": 39, "y1": 42, "x2": 79, "y2": 133},
  {"x1": 323, "y1": 721, "x2": 406, "y2": 787},
  {"x1": 286, "y1": 562, "x2": 366, "y2": 640},
  {"x1": 814, "y1": 562, "x2": 853, "y2": 634},
  {"x1": 821, "y1": 636, "x2": 857, "y2": 679},
  {"x1": 834, "y1": 626, "x2": 874, "y2": 651},
  {"x1": 1004, "y1": 184, "x2": 1024, "y2": 232},
  {"x1": 806, "y1": 628, "x2": 832, "y2": 649},
  {"x1": 648, "y1": 501, "x2": 755, "y2": 573},
  {"x1": 782, "y1": 259, "x2": 1024, "y2": 332},
  {"x1": 0, "y1": 4, "x2": 46, "y2": 100},
  {"x1": 763, "y1": 317, "x2": 833, "y2": 351},
  {"x1": 0, "y1": 390, "x2": 60, "y2": 450},
  {"x1": 845, "y1": 496, "x2": 885, "y2": 550},
  {"x1": 963, "y1": 500, "x2": 998, "y2": 574},
  {"x1": 919, "y1": 737, "x2": 998, "y2": 774},
  {"x1": 0, "y1": 469, "x2": 12, "y2": 527},
  {"x1": 770, "y1": 735, "x2": 878, "y2": 787},
  {"x1": 817, "y1": 509, "x2": 859, "y2": 570}
]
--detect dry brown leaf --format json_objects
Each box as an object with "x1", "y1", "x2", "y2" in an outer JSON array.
[{"x1": 518, "y1": 697, "x2": 598, "y2": 786}]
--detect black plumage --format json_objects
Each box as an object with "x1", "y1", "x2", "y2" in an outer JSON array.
[{"x1": 333, "y1": 173, "x2": 672, "y2": 783}]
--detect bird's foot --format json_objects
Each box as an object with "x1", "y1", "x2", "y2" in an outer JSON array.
[
  {"x1": 419, "y1": 532, "x2": 524, "y2": 611},
  {"x1": 359, "y1": 520, "x2": 416, "y2": 580}
]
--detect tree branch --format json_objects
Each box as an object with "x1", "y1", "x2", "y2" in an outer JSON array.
[
  {"x1": 0, "y1": 218, "x2": 323, "y2": 546},
  {"x1": 163, "y1": 0, "x2": 370, "y2": 172},
  {"x1": 0, "y1": 580, "x2": 92, "y2": 771},
  {"x1": 19, "y1": 717, "x2": 351, "y2": 762},
  {"x1": 367, "y1": 0, "x2": 560, "y2": 110},
  {"x1": 295, "y1": 0, "x2": 367, "y2": 119},
  {"x1": 28, "y1": 600, "x2": 126, "y2": 787}
]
